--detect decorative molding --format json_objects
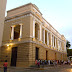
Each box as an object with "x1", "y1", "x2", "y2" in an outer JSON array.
[
  {"x1": 43, "y1": 19, "x2": 49, "y2": 27},
  {"x1": 2, "y1": 40, "x2": 66, "y2": 53},
  {"x1": 5, "y1": 13, "x2": 31, "y2": 22},
  {"x1": 33, "y1": 7, "x2": 41, "y2": 16},
  {"x1": 12, "y1": 21, "x2": 22, "y2": 24}
]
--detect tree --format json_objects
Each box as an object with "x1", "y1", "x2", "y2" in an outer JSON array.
[{"x1": 66, "y1": 40, "x2": 71, "y2": 49}]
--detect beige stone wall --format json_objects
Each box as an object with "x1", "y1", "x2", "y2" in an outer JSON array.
[
  {"x1": 0, "y1": 0, "x2": 7, "y2": 64},
  {"x1": 30, "y1": 16, "x2": 33, "y2": 37},
  {"x1": 3, "y1": 3, "x2": 66, "y2": 54},
  {"x1": 2, "y1": 16, "x2": 31, "y2": 44},
  {"x1": 1, "y1": 3, "x2": 67, "y2": 67},
  {"x1": 7, "y1": 4, "x2": 32, "y2": 17},
  {"x1": 0, "y1": 43, "x2": 30, "y2": 67},
  {"x1": 0, "y1": 42, "x2": 67, "y2": 67},
  {"x1": 16, "y1": 43, "x2": 30, "y2": 67}
]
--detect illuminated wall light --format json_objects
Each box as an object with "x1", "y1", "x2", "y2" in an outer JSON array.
[
  {"x1": 18, "y1": 38, "x2": 21, "y2": 41},
  {"x1": 7, "y1": 45, "x2": 9, "y2": 47}
]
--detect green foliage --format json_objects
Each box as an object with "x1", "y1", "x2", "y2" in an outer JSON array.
[
  {"x1": 67, "y1": 49, "x2": 72, "y2": 56},
  {"x1": 66, "y1": 40, "x2": 71, "y2": 49}
]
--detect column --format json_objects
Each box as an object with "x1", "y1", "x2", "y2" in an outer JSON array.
[
  {"x1": 50, "y1": 32, "x2": 52, "y2": 46},
  {"x1": 56, "y1": 38, "x2": 58, "y2": 49},
  {"x1": 38, "y1": 30, "x2": 39, "y2": 40},
  {"x1": 53, "y1": 36, "x2": 54, "y2": 47},
  {"x1": 44, "y1": 29, "x2": 45, "y2": 44},
  {"x1": 48, "y1": 33, "x2": 50, "y2": 45},
  {"x1": 55, "y1": 38, "x2": 56, "y2": 48},
  {"x1": 40, "y1": 24, "x2": 42, "y2": 41},
  {"x1": 60, "y1": 42, "x2": 62, "y2": 51},
  {"x1": 11, "y1": 26, "x2": 14, "y2": 40},
  {"x1": 19, "y1": 24, "x2": 23, "y2": 38},
  {"x1": 58, "y1": 41, "x2": 60, "y2": 50},
  {"x1": 47, "y1": 32, "x2": 49, "y2": 45},
  {"x1": 64, "y1": 42, "x2": 66, "y2": 52},
  {"x1": 33, "y1": 19, "x2": 35, "y2": 38},
  {"x1": 58, "y1": 40, "x2": 59, "y2": 50},
  {"x1": 52, "y1": 35, "x2": 53, "y2": 46},
  {"x1": 60, "y1": 41, "x2": 61, "y2": 50}
]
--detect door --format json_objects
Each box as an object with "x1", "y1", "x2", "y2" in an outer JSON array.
[
  {"x1": 46, "y1": 51, "x2": 48, "y2": 60},
  {"x1": 35, "y1": 47, "x2": 39, "y2": 60},
  {"x1": 11, "y1": 47, "x2": 17, "y2": 66}
]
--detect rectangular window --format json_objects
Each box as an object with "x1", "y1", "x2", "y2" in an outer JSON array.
[
  {"x1": 42, "y1": 28, "x2": 44, "y2": 42},
  {"x1": 14, "y1": 25, "x2": 20, "y2": 39},
  {"x1": 10, "y1": 25, "x2": 20, "y2": 40},
  {"x1": 45, "y1": 30, "x2": 47, "y2": 44}
]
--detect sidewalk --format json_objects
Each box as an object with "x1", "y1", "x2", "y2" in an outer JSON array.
[{"x1": 0, "y1": 64, "x2": 71, "y2": 72}]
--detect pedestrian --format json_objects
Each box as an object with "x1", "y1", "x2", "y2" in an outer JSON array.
[
  {"x1": 40, "y1": 60, "x2": 42, "y2": 65},
  {"x1": 45, "y1": 60, "x2": 47, "y2": 64},
  {"x1": 3, "y1": 60, "x2": 8, "y2": 72},
  {"x1": 37, "y1": 60, "x2": 40, "y2": 68},
  {"x1": 53, "y1": 60, "x2": 55, "y2": 66},
  {"x1": 42, "y1": 60, "x2": 44, "y2": 68},
  {"x1": 35, "y1": 60, "x2": 37, "y2": 67},
  {"x1": 48, "y1": 60, "x2": 50, "y2": 65}
]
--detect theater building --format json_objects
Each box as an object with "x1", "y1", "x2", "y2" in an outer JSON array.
[{"x1": 0, "y1": 3, "x2": 67, "y2": 67}]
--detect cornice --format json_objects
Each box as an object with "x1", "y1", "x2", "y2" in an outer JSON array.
[
  {"x1": 2, "y1": 40, "x2": 66, "y2": 54},
  {"x1": 5, "y1": 13, "x2": 64, "y2": 42},
  {"x1": 7, "y1": 3, "x2": 32, "y2": 13},
  {"x1": 5, "y1": 10, "x2": 66, "y2": 42},
  {"x1": 5, "y1": 11, "x2": 32, "y2": 21},
  {"x1": 7, "y1": 3, "x2": 42, "y2": 15}
]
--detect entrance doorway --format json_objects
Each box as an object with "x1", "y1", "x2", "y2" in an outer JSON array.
[
  {"x1": 46, "y1": 51, "x2": 48, "y2": 60},
  {"x1": 11, "y1": 47, "x2": 17, "y2": 66},
  {"x1": 35, "y1": 47, "x2": 39, "y2": 60}
]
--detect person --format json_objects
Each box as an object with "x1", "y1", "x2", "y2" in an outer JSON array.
[
  {"x1": 35, "y1": 60, "x2": 38, "y2": 67},
  {"x1": 3, "y1": 60, "x2": 8, "y2": 72},
  {"x1": 37, "y1": 60, "x2": 40, "y2": 68},
  {"x1": 53, "y1": 60, "x2": 55, "y2": 66},
  {"x1": 42, "y1": 60, "x2": 44, "y2": 68},
  {"x1": 70, "y1": 61, "x2": 72, "y2": 67},
  {"x1": 48, "y1": 60, "x2": 50, "y2": 65}
]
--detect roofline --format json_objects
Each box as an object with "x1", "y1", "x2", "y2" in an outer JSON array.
[
  {"x1": 7, "y1": 3, "x2": 42, "y2": 15},
  {"x1": 7, "y1": 3, "x2": 32, "y2": 12}
]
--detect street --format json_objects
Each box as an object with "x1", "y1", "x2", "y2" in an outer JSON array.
[{"x1": 0, "y1": 65, "x2": 72, "y2": 72}]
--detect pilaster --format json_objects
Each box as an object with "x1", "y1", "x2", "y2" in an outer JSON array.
[{"x1": 33, "y1": 19, "x2": 35, "y2": 38}]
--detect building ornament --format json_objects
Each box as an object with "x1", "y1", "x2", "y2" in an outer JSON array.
[{"x1": 3, "y1": 40, "x2": 66, "y2": 53}]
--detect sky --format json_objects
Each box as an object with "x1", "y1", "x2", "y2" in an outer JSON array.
[{"x1": 6, "y1": 0, "x2": 72, "y2": 48}]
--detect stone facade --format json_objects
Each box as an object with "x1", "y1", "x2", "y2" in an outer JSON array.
[
  {"x1": 0, "y1": 0, "x2": 7, "y2": 46},
  {"x1": 0, "y1": 0, "x2": 7, "y2": 66},
  {"x1": 0, "y1": 3, "x2": 67, "y2": 67}
]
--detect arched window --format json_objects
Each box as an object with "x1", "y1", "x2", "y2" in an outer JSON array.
[
  {"x1": 42, "y1": 28, "x2": 44, "y2": 42},
  {"x1": 48, "y1": 33, "x2": 50, "y2": 45},
  {"x1": 45, "y1": 30, "x2": 47, "y2": 44},
  {"x1": 35, "y1": 23, "x2": 40, "y2": 40}
]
